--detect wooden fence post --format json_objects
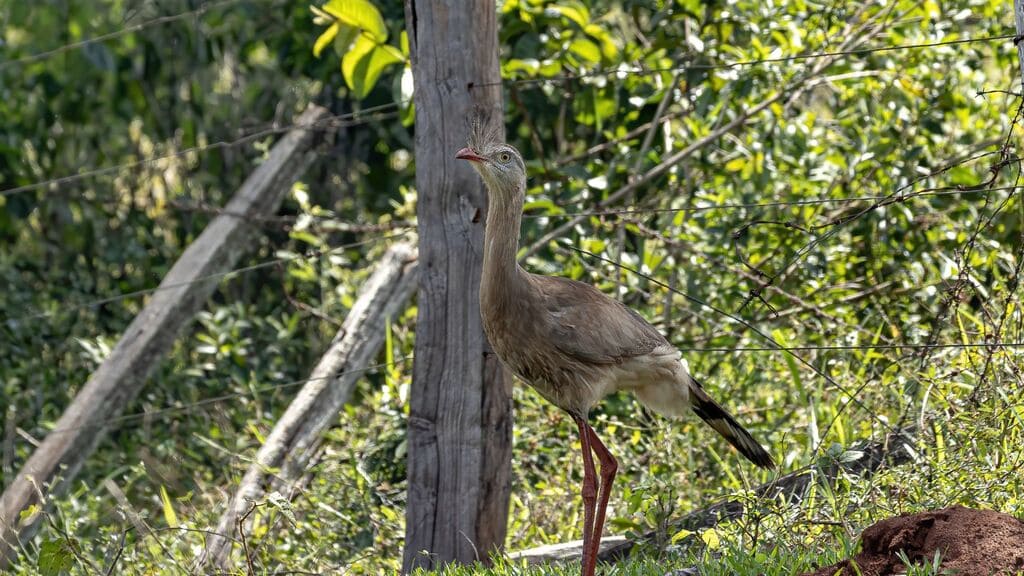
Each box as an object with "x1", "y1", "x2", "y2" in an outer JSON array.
[
  {"x1": 1015, "y1": 0, "x2": 1024, "y2": 87},
  {"x1": 401, "y1": 0, "x2": 513, "y2": 571},
  {"x1": 0, "y1": 105, "x2": 330, "y2": 567}
]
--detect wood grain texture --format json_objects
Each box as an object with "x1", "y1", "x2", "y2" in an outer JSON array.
[
  {"x1": 402, "y1": 0, "x2": 513, "y2": 571},
  {"x1": 0, "y1": 105, "x2": 329, "y2": 567},
  {"x1": 203, "y1": 243, "x2": 418, "y2": 568},
  {"x1": 1015, "y1": 0, "x2": 1024, "y2": 90}
]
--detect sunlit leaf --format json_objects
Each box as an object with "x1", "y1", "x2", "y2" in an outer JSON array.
[
  {"x1": 725, "y1": 157, "x2": 746, "y2": 172},
  {"x1": 701, "y1": 528, "x2": 721, "y2": 549},
  {"x1": 313, "y1": 21, "x2": 340, "y2": 57},
  {"x1": 568, "y1": 38, "x2": 601, "y2": 63},
  {"x1": 160, "y1": 486, "x2": 179, "y2": 528},
  {"x1": 584, "y1": 24, "x2": 618, "y2": 59},
  {"x1": 671, "y1": 528, "x2": 694, "y2": 544},
  {"x1": 546, "y1": 2, "x2": 589, "y2": 27},
  {"x1": 19, "y1": 504, "x2": 40, "y2": 525},
  {"x1": 342, "y1": 35, "x2": 404, "y2": 99},
  {"x1": 322, "y1": 0, "x2": 388, "y2": 42}
]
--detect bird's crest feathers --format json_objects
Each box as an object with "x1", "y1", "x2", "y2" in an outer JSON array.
[{"x1": 468, "y1": 107, "x2": 503, "y2": 152}]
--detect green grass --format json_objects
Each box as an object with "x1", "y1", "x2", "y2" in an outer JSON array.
[{"x1": 423, "y1": 535, "x2": 854, "y2": 576}]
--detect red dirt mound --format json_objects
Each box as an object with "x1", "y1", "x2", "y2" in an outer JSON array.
[{"x1": 803, "y1": 506, "x2": 1024, "y2": 576}]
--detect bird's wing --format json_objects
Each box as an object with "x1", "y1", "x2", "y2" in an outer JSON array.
[{"x1": 532, "y1": 275, "x2": 669, "y2": 365}]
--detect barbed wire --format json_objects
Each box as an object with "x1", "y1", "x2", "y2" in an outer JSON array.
[
  {"x1": 2, "y1": 28, "x2": 1016, "y2": 200},
  {"x1": 8, "y1": 174, "x2": 1020, "y2": 327},
  {"x1": 11, "y1": 332, "x2": 1022, "y2": 442},
  {"x1": 523, "y1": 185, "x2": 1022, "y2": 220},
  {"x1": 18, "y1": 357, "x2": 413, "y2": 439},
  {"x1": 0, "y1": 102, "x2": 401, "y2": 198},
  {"x1": 4, "y1": 0, "x2": 1011, "y2": 80},
  {"x1": 167, "y1": 184, "x2": 1024, "y2": 232},
  {"x1": 483, "y1": 33, "x2": 1018, "y2": 89},
  {"x1": 4, "y1": 229, "x2": 413, "y2": 325},
  {"x1": 0, "y1": 0, "x2": 259, "y2": 71}
]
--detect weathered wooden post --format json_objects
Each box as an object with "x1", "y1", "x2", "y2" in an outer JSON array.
[
  {"x1": 401, "y1": 0, "x2": 513, "y2": 571},
  {"x1": 1015, "y1": 0, "x2": 1024, "y2": 85}
]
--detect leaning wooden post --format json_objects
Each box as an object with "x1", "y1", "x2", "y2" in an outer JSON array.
[
  {"x1": 203, "y1": 242, "x2": 418, "y2": 568},
  {"x1": 401, "y1": 0, "x2": 513, "y2": 571},
  {"x1": 0, "y1": 105, "x2": 330, "y2": 567}
]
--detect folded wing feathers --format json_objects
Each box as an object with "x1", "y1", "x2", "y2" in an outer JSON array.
[{"x1": 531, "y1": 275, "x2": 775, "y2": 468}]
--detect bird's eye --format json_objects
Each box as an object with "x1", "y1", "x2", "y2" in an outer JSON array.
[{"x1": 498, "y1": 152, "x2": 512, "y2": 163}]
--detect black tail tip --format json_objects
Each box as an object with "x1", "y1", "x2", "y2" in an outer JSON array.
[{"x1": 748, "y1": 449, "x2": 777, "y2": 469}]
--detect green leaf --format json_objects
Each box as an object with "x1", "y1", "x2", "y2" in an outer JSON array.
[
  {"x1": 313, "y1": 21, "x2": 340, "y2": 57},
  {"x1": 38, "y1": 539, "x2": 73, "y2": 576},
  {"x1": 538, "y1": 59, "x2": 562, "y2": 77},
  {"x1": 267, "y1": 491, "x2": 297, "y2": 525},
  {"x1": 335, "y1": 23, "x2": 361, "y2": 52},
  {"x1": 160, "y1": 486, "x2": 179, "y2": 528},
  {"x1": 670, "y1": 528, "x2": 694, "y2": 544},
  {"x1": 342, "y1": 35, "x2": 404, "y2": 99},
  {"x1": 725, "y1": 157, "x2": 746, "y2": 172},
  {"x1": 290, "y1": 230, "x2": 323, "y2": 247},
  {"x1": 839, "y1": 449, "x2": 865, "y2": 463},
  {"x1": 548, "y1": 2, "x2": 589, "y2": 27},
  {"x1": 504, "y1": 58, "x2": 541, "y2": 77},
  {"x1": 568, "y1": 38, "x2": 601, "y2": 64},
  {"x1": 19, "y1": 503, "x2": 40, "y2": 525},
  {"x1": 523, "y1": 199, "x2": 565, "y2": 214},
  {"x1": 701, "y1": 527, "x2": 721, "y2": 549},
  {"x1": 322, "y1": 0, "x2": 388, "y2": 42},
  {"x1": 583, "y1": 24, "x2": 617, "y2": 60}
]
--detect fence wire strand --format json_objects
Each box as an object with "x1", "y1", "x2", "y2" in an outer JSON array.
[
  {"x1": 0, "y1": 103, "x2": 402, "y2": 198},
  {"x1": 0, "y1": 0, "x2": 261, "y2": 71},
  {"x1": 4, "y1": 229, "x2": 413, "y2": 324}
]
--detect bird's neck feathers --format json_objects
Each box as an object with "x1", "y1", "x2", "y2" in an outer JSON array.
[{"x1": 481, "y1": 178, "x2": 527, "y2": 308}]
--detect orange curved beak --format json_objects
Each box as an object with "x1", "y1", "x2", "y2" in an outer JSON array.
[{"x1": 455, "y1": 147, "x2": 486, "y2": 163}]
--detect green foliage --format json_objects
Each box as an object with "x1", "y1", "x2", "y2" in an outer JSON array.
[
  {"x1": 312, "y1": 0, "x2": 406, "y2": 98},
  {"x1": 2, "y1": 0, "x2": 1023, "y2": 573},
  {"x1": 36, "y1": 539, "x2": 73, "y2": 576}
]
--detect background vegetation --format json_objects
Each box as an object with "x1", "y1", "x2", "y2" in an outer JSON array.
[{"x1": 1, "y1": 0, "x2": 1022, "y2": 573}]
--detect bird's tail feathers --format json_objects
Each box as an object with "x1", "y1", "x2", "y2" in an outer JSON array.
[{"x1": 688, "y1": 379, "x2": 775, "y2": 469}]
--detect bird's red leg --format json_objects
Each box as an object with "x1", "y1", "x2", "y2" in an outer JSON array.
[
  {"x1": 573, "y1": 415, "x2": 598, "y2": 576},
  {"x1": 584, "y1": 425, "x2": 618, "y2": 576}
]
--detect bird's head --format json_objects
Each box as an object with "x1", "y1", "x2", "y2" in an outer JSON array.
[{"x1": 455, "y1": 113, "x2": 526, "y2": 197}]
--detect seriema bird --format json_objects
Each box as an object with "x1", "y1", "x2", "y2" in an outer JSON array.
[{"x1": 456, "y1": 118, "x2": 774, "y2": 576}]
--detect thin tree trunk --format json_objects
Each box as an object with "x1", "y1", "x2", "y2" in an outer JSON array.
[
  {"x1": 203, "y1": 243, "x2": 418, "y2": 568},
  {"x1": 402, "y1": 0, "x2": 513, "y2": 571},
  {"x1": 0, "y1": 105, "x2": 330, "y2": 568}
]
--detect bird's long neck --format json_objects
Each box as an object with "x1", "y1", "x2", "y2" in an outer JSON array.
[{"x1": 481, "y1": 181, "x2": 528, "y2": 311}]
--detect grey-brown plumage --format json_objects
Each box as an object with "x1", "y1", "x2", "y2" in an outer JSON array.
[{"x1": 457, "y1": 117, "x2": 773, "y2": 576}]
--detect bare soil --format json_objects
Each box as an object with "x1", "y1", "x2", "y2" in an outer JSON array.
[{"x1": 803, "y1": 506, "x2": 1024, "y2": 576}]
